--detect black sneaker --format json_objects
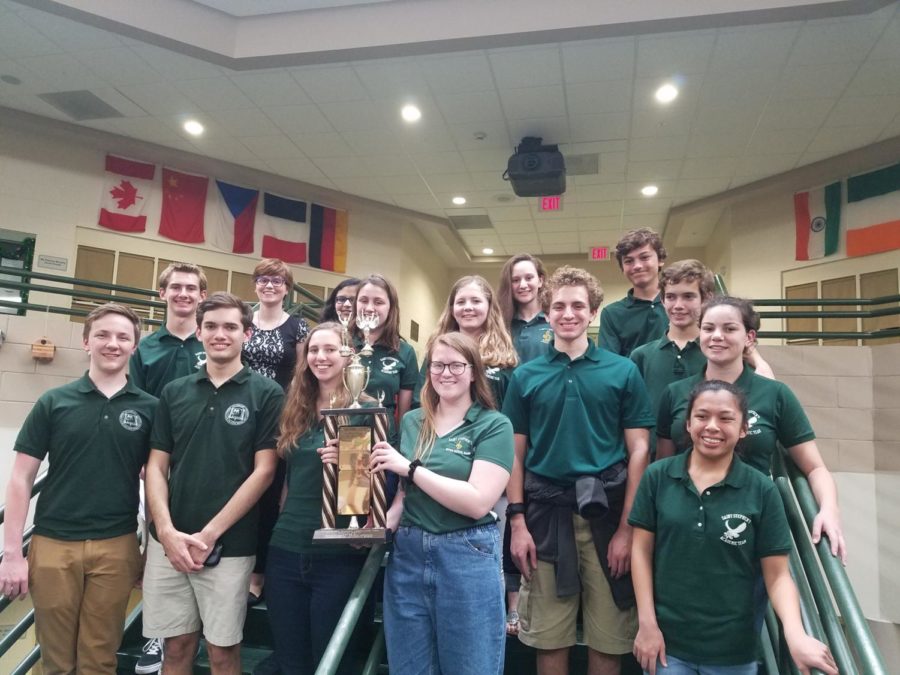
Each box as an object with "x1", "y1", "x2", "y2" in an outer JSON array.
[{"x1": 134, "y1": 637, "x2": 163, "y2": 674}]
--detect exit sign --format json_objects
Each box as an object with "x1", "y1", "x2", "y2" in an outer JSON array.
[
  {"x1": 589, "y1": 246, "x2": 610, "y2": 261},
  {"x1": 539, "y1": 195, "x2": 562, "y2": 211}
]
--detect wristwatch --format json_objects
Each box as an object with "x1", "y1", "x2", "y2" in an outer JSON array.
[
  {"x1": 506, "y1": 502, "x2": 526, "y2": 518},
  {"x1": 407, "y1": 459, "x2": 422, "y2": 484}
]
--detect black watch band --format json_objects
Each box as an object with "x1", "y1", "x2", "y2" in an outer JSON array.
[
  {"x1": 407, "y1": 459, "x2": 422, "y2": 484},
  {"x1": 506, "y1": 502, "x2": 526, "y2": 518}
]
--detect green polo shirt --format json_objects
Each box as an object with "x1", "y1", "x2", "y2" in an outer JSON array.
[
  {"x1": 399, "y1": 403, "x2": 513, "y2": 533},
  {"x1": 150, "y1": 366, "x2": 284, "y2": 557},
  {"x1": 355, "y1": 339, "x2": 418, "y2": 445},
  {"x1": 631, "y1": 336, "x2": 706, "y2": 457},
  {"x1": 502, "y1": 340, "x2": 654, "y2": 485},
  {"x1": 14, "y1": 374, "x2": 157, "y2": 541},
  {"x1": 130, "y1": 325, "x2": 206, "y2": 397},
  {"x1": 511, "y1": 312, "x2": 554, "y2": 364},
  {"x1": 598, "y1": 290, "x2": 668, "y2": 357},
  {"x1": 411, "y1": 360, "x2": 513, "y2": 410},
  {"x1": 269, "y1": 414, "x2": 373, "y2": 556},
  {"x1": 629, "y1": 452, "x2": 792, "y2": 665},
  {"x1": 656, "y1": 364, "x2": 816, "y2": 475}
]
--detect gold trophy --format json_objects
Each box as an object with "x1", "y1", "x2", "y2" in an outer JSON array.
[{"x1": 314, "y1": 310, "x2": 390, "y2": 544}]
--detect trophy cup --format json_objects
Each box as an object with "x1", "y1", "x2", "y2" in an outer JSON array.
[
  {"x1": 337, "y1": 309, "x2": 353, "y2": 357},
  {"x1": 314, "y1": 318, "x2": 390, "y2": 544},
  {"x1": 356, "y1": 311, "x2": 379, "y2": 357}
]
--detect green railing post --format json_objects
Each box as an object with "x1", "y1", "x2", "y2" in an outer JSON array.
[{"x1": 315, "y1": 545, "x2": 386, "y2": 675}]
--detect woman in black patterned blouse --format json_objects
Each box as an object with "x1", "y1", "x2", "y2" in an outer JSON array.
[{"x1": 242, "y1": 258, "x2": 310, "y2": 606}]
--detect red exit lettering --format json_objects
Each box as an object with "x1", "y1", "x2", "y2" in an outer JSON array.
[
  {"x1": 590, "y1": 246, "x2": 610, "y2": 261},
  {"x1": 540, "y1": 196, "x2": 562, "y2": 211}
]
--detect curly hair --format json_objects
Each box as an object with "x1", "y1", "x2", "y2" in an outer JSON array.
[{"x1": 543, "y1": 266, "x2": 605, "y2": 312}]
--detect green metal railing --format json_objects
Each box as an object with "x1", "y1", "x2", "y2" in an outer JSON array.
[{"x1": 752, "y1": 294, "x2": 900, "y2": 341}]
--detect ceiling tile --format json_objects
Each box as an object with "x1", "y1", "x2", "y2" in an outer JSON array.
[
  {"x1": 435, "y1": 90, "x2": 504, "y2": 123},
  {"x1": 578, "y1": 216, "x2": 622, "y2": 231},
  {"x1": 241, "y1": 134, "x2": 306, "y2": 159},
  {"x1": 757, "y1": 98, "x2": 835, "y2": 130},
  {"x1": 340, "y1": 129, "x2": 402, "y2": 155},
  {"x1": 264, "y1": 158, "x2": 332, "y2": 186},
  {"x1": 744, "y1": 128, "x2": 817, "y2": 155},
  {"x1": 421, "y1": 52, "x2": 495, "y2": 94},
  {"x1": 353, "y1": 59, "x2": 429, "y2": 100},
  {"x1": 0, "y1": 13, "x2": 61, "y2": 58},
  {"x1": 626, "y1": 159, "x2": 682, "y2": 181},
  {"x1": 622, "y1": 213, "x2": 666, "y2": 229},
  {"x1": 698, "y1": 68, "x2": 777, "y2": 110},
  {"x1": 691, "y1": 106, "x2": 760, "y2": 137},
  {"x1": 461, "y1": 148, "x2": 511, "y2": 172},
  {"x1": 569, "y1": 113, "x2": 629, "y2": 142},
  {"x1": 508, "y1": 117, "x2": 570, "y2": 145},
  {"x1": 804, "y1": 125, "x2": 881, "y2": 156},
  {"x1": 359, "y1": 154, "x2": 418, "y2": 176},
  {"x1": 265, "y1": 104, "x2": 335, "y2": 135},
  {"x1": 72, "y1": 47, "x2": 162, "y2": 86},
  {"x1": 290, "y1": 65, "x2": 369, "y2": 103},
  {"x1": 378, "y1": 174, "x2": 432, "y2": 195},
  {"x1": 733, "y1": 153, "x2": 801, "y2": 177},
  {"x1": 448, "y1": 120, "x2": 511, "y2": 150},
  {"x1": 398, "y1": 124, "x2": 457, "y2": 153},
  {"x1": 493, "y1": 220, "x2": 537, "y2": 234},
  {"x1": 17, "y1": 53, "x2": 104, "y2": 90},
  {"x1": 174, "y1": 77, "x2": 256, "y2": 111},
  {"x1": 623, "y1": 198, "x2": 672, "y2": 215},
  {"x1": 499, "y1": 86, "x2": 566, "y2": 120},
  {"x1": 628, "y1": 136, "x2": 689, "y2": 162},
  {"x1": 847, "y1": 59, "x2": 900, "y2": 96},
  {"x1": 487, "y1": 205, "x2": 532, "y2": 221},
  {"x1": 630, "y1": 107, "x2": 693, "y2": 138},
  {"x1": 561, "y1": 38, "x2": 636, "y2": 83},
  {"x1": 423, "y1": 172, "x2": 475, "y2": 193},
  {"x1": 565, "y1": 80, "x2": 632, "y2": 115},
  {"x1": 709, "y1": 26, "x2": 798, "y2": 72},
  {"x1": 534, "y1": 220, "x2": 580, "y2": 235},
  {"x1": 685, "y1": 134, "x2": 748, "y2": 159},
  {"x1": 824, "y1": 95, "x2": 900, "y2": 129},
  {"x1": 410, "y1": 151, "x2": 466, "y2": 174},
  {"x1": 573, "y1": 184, "x2": 626, "y2": 203},
  {"x1": 771, "y1": 64, "x2": 858, "y2": 100},
  {"x1": 130, "y1": 43, "x2": 224, "y2": 79},
  {"x1": 470, "y1": 171, "x2": 515, "y2": 192},
  {"x1": 489, "y1": 47, "x2": 562, "y2": 89},
  {"x1": 229, "y1": 71, "x2": 312, "y2": 106},
  {"x1": 210, "y1": 108, "x2": 283, "y2": 137},
  {"x1": 680, "y1": 156, "x2": 739, "y2": 179},
  {"x1": 788, "y1": 17, "x2": 883, "y2": 66},
  {"x1": 318, "y1": 100, "x2": 386, "y2": 132},
  {"x1": 391, "y1": 194, "x2": 441, "y2": 211},
  {"x1": 290, "y1": 132, "x2": 355, "y2": 158},
  {"x1": 636, "y1": 32, "x2": 715, "y2": 79},
  {"x1": 498, "y1": 233, "x2": 541, "y2": 249},
  {"x1": 869, "y1": 13, "x2": 900, "y2": 61},
  {"x1": 117, "y1": 82, "x2": 202, "y2": 116},
  {"x1": 330, "y1": 176, "x2": 388, "y2": 200}
]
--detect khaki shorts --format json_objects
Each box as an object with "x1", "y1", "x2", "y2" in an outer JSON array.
[
  {"x1": 517, "y1": 513, "x2": 637, "y2": 654},
  {"x1": 142, "y1": 537, "x2": 255, "y2": 647}
]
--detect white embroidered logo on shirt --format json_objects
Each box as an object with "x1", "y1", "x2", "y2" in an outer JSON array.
[
  {"x1": 380, "y1": 357, "x2": 400, "y2": 374},
  {"x1": 119, "y1": 410, "x2": 143, "y2": 431},
  {"x1": 224, "y1": 404, "x2": 250, "y2": 426},
  {"x1": 720, "y1": 513, "x2": 750, "y2": 546},
  {"x1": 746, "y1": 409, "x2": 761, "y2": 435}
]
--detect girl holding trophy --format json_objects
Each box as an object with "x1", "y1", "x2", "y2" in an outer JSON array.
[
  {"x1": 265, "y1": 322, "x2": 370, "y2": 675},
  {"x1": 413, "y1": 275, "x2": 518, "y2": 408},
  {"x1": 370, "y1": 332, "x2": 513, "y2": 675}
]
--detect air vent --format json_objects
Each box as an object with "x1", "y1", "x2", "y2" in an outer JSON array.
[
  {"x1": 37, "y1": 90, "x2": 124, "y2": 121},
  {"x1": 564, "y1": 153, "x2": 600, "y2": 176},
  {"x1": 448, "y1": 215, "x2": 493, "y2": 230}
]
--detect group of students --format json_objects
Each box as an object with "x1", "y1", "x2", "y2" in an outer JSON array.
[{"x1": 0, "y1": 227, "x2": 845, "y2": 675}]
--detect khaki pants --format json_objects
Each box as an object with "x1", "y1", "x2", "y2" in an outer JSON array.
[{"x1": 29, "y1": 533, "x2": 141, "y2": 675}]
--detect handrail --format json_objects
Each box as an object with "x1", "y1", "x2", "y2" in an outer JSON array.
[
  {"x1": 315, "y1": 545, "x2": 386, "y2": 675},
  {"x1": 776, "y1": 453, "x2": 889, "y2": 675},
  {"x1": 0, "y1": 264, "x2": 162, "y2": 298},
  {"x1": 0, "y1": 472, "x2": 48, "y2": 524},
  {"x1": 753, "y1": 294, "x2": 900, "y2": 307}
]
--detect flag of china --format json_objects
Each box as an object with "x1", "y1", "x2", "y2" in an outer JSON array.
[{"x1": 159, "y1": 168, "x2": 207, "y2": 243}]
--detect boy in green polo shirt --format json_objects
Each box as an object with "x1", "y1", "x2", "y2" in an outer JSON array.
[
  {"x1": 143, "y1": 293, "x2": 283, "y2": 675},
  {"x1": 502, "y1": 266, "x2": 654, "y2": 675},
  {"x1": 630, "y1": 259, "x2": 713, "y2": 457},
  {"x1": 130, "y1": 262, "x2": 207, "y2": 674},
  {"x1": 0, "y1": 303, "x2": 157, "y2": 674},
  {"x1": 130, "y1": 262, "x2": 208, "y2": 398},
  {"x1": 599, "y1": 228, "x2": 668, "y2": 357}
]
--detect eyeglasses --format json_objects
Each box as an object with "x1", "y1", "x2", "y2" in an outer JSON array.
[
  {"x1": 335, "y1": 295, "x2": 355, "y2": 305},
  {"x1": 255, "y1": 276, "x2": 285, "y2": 287},
  {"x1": 429, "y1": 361, "x2": 471, "y2": 376}
]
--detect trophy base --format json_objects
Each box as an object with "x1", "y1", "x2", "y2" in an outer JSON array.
[{"x1": 313, "y1": 527, "x2": 392, "y2": 545}]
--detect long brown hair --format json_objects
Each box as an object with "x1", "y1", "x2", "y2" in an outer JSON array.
[
  {"x1": 415, "y1": 332, "x2": 496, "y2": 463},
  {"x1": 353, "y1": 274, "x2": 402, "y2": 352},
  {"x1": 497, "y1": 253, "x2": 548, "y2": 326},
  {"x1": 433, "y1": 276, "x2": 518, "y2": 369},
  {"x1": 276, "y1": 322, "x2": 353, "y2": 455}
]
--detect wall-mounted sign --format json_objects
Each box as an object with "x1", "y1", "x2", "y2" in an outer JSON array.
[
  {"x1": 37, "y1": 254, "x2": 68, "y2": 271},
  {"x1": 589, "y1": 246, "x2": 610, "y2": 261}
]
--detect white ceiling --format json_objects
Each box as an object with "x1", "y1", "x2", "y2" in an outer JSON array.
[
  {"x1": 191, "y1": 0, "x2": 397, "y2": 17},
  {"x1": 1, "y1": 0, "x2": 899, "y2": 260}
]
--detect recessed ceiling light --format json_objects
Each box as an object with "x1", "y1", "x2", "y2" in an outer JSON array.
[
  {"x1": 482, "y1": 247, "x2": 494, "y2": 255},
  {"x1": 655, "y1": 83, "x2": 678, "y2": 104},
  {"x1": 641, "y1": 185, "x2": 659, "y2": 197},
  {"x1": 452, "y1": 196, "x2": 467, "y2": 205},
  {"x1": 183, "y1": 120, "x2": 204, "y2": 136},
  {"x1": 401, "y1": 104, "x2": 421, "y2": 122}
]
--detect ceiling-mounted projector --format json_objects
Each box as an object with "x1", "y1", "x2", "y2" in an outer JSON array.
[{"x1": 504, "y1": 136, "x2": 566, "y2": 197}]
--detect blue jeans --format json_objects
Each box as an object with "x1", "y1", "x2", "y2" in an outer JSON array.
[
  {"x1": 384, "y1": 524, "x2": 505, "y2": 675},
  {"x1": 265, "y1": 546, "x2": 365, "y2": 675},
  {"x1": 646, "y1": 654, "x2": 757, "y2": 675}
]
